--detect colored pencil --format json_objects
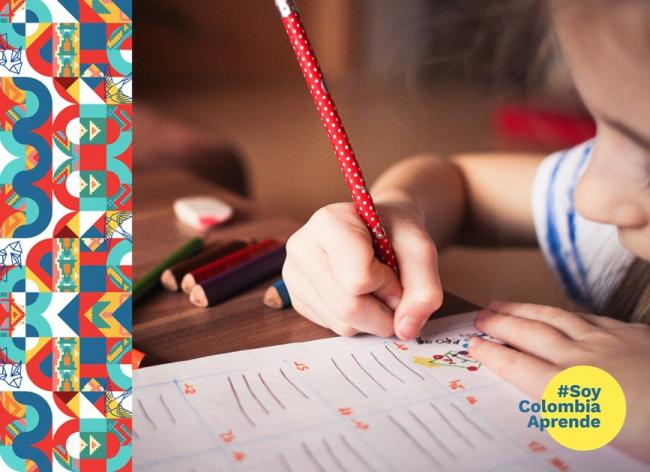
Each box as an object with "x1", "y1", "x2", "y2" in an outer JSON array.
[
  {"x1": 274, "y1": 0, "x2": 398, "y2": 273},
  {"x1": 160, "y1": 239, "x2": 249, "y2": 291},
  {"x1": 181, "y1": 239, "x2": 281, "y2": 294},
  {"x1": 190, "y1": 245, "x2": 287, "y2": 308},
  {"x1": 132, "y1": 348, "x2": 146, "y2": 369},
  {"x1": 133, "y1": 237, "x2": 203, "y2": 304},
  {"x1": 263, "y1": 279, "x2": 292, "y2": 309}
]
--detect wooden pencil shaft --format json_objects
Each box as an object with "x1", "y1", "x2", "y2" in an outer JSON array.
[
  {"x1": 169, "y1": 240, "x2": 248, "y2": 282},
  {"x1": 191, "y1": 239, "x2": 280, "y2": 284},
  {"x1": 133, "y1": 237, "x2": 203, "y2": 304},
  {"x1": 199, "y1": 246, "x2": 287, "y2": 306}
]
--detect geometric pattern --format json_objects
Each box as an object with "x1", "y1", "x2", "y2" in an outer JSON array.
[{"x1": 0, "y1": 1, "x2": 132, "y2": 470}]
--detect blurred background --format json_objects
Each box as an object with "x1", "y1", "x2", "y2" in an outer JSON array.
[{"x1": 134, "y1": 0, "x2": 596, "y2": 309}]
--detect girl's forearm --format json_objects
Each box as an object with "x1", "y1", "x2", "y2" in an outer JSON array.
[{"x1": 371, "y1": 154, "x2": 542, "y2": 248}]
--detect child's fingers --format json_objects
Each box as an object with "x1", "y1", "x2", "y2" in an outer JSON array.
[
  {"x1": 474, "y1": 310, "x2": 579, "y2": 364},
  {"x1": 487, "y1": 301, "x2": 598, "y2": 339},
  {"x1": 392, "y1": 228, "x2": 443, "y2": 340},
  {"x1": 283, "y1": 261, "x2": 359, "y2": 336},
  {"x1": 307, "y1": 205, "x2": 384, "y2": 296},
  {"x1": 469, "y1": 337, "x2": 560, "y2": 400}
]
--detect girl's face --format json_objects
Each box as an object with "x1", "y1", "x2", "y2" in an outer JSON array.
[{"x1": 551, "y1": 1, "x2": 650, "y2": 260}]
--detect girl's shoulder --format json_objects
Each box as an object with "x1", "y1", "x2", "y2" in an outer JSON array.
[{"x1": 532, "y1": 140, "x2": 635, "y2": 310}]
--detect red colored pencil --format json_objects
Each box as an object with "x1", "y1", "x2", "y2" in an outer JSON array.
[
  {"x1": 274, "y1": 0, "x2": 398, "y2": 273},
  {"x1": 181, "y1": 239, "x2": 281, "y2": 294}
]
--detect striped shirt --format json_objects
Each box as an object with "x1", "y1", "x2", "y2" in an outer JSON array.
[{"x1": 532, "y1": 140, "x2": 635, "y2": 310}]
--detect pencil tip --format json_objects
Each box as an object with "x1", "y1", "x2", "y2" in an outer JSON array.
[
  {"x1": 263, "y1": 286, "x2": 282, "y2": 309},
  {"x1": 160, "y1": 270, "x2": 178, "y2": 291},
  {"x1": 189, "y1": 285, "x2": 208, "y2": 308},
  {"x1": 181, "y1": 274, "x2": 195, "y2": 295}
]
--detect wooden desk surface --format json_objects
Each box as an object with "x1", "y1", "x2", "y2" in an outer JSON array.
[{"x1": 134, "y1": 170, "x2": 477, "y2": 366}]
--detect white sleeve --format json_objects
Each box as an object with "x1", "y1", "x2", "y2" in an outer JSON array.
[{"x1": 531, "y1": 140, "x2": 634, "y2": 310}]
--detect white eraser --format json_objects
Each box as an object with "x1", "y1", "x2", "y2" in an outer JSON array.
[{"x1": 173, "y1": 196, "x2": 234, "y2": 231}]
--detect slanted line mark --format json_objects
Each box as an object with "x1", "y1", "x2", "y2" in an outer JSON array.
[
  {"x1": 280, "y1": 367, "x2": 309, "y2": 399},
  {"x1": 228, "y1": 376, "x2": 255, "y2": 427},
  {"x1": 339, "y1": 434, "x2": 377, "y2": 472},
  {"x1": 351, "y1": 353, "x2": 386, "y2": 391},
  {"x1": 388, "y1": 414, "x2": 441, "y2": 467},
  {"x1": 259, "y1": 372, "x2": 286, "y2": 409},
  {"x1": 159, "y1": 393, "x2": 176, "y2": 424},
  {"x1": 243, "y1": 374, "x2": 270, "y2": 414},
  {"x1": 278, "y1": 453, "x2": 294, "y2": 472},
  {"x1": 370, "y1": 351, "x2": 404, "y2": 383},
  {"x1": 137, "y1": 399, "x2": 157, "y2": 430},
  {"x1": 132, "y1": 428, "x2": 140, "y2": 439},
  {"x1": 302, "y1": 441, "x2": 325, "y2": 472},
  {"x1": 408, "y1": 410, "x2": 456, "y2": 459},
  {"x1": 450, "y1": 403, "x2": 494, "y2": 440},
  {"x1": 331, "y1": 358, "x2": 368, "y2": 398},
  {"x1": 430, "y1": 403, "x2": 474, "y2": 448},
  {"x1": 323, "y1": 437, "x2": 349, "y2": 472},
  {"x1": 384, "y1": 345, "x2": 424, "y2": 380}
]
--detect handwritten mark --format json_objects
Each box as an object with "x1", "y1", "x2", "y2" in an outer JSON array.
[
  {"x1": 259, "y1": 373, "x2": 286, "y2": 409},
  {"x1": 302, "y1": 442, "x2": 325, "y2": 472},
  {"x1": 184, "y1": 383, "x2": 196, "y2": 395},
  {"x1": 137, "y1": 399, "x2": 157, "y2": 430},
  {"x1": 352, "y1": 419, "x2": 369, "y2": 430},
  {"x1": 278, "y1": 453, "x2": 294, "y2": 472},
  {"x1": 324, "y1": 438, "x2": 349, "y2": 472},
  {"x1": 384, "y1": 345, "x2": 424, "y2": 381},
  {"x1": 280, "y1": 367, "x2": 309, "y2": 399},
  {"x1": 388, "y1": 415, "x2": 441, "y2": 467},
  {"x1": 243, "y1": 374, "x2": 269, "y2": 414},
  {"x1": 219, "y1": 429, "x2": 235, "y2": 443},
  {"x1": 338, "y1": 407, "x2": 353, "y2": 416},
  {"x1": 339, "y1": 434, "x2": 377, "y2": 472},
  {"x1": 351, "y1": 353, "x2": 386, "y2": 391},
  {"x1": 370, "y1": 351, "x2": 404, "y2": 384},
  {"x1": 232, "y1": 451, "x2": 246, "y2": 462},
  {"x1": 294, "y1": 361, "x2": 309, "y2": 371},
  {"x1": 430, "y1": 403, "x2": 474, "y2": 448},
  {"x1": 392, "y1": 342, "x2": 408, "y2": 351},
  {"x1": 466, "y1": 395, "x2": 478, "y2": 405},
  {"x1": 528, "y1": 440, "x2": 547, "y2": 453},
  {"x1": 158, "y1": 394, "x2": 176, "y2": 424},
  {"x1": 549, "y1": 457, "x2": 569, "y2": 471},
  {"x1": 448, "y1": 379, "x2": 465, "y2": 391},
  {"x1": 228, "y1": 376, "x2": 255, "y2": 427},
  {"x1": 331, "y1": 358, "x2": 368, "y2": 398},
  {"x1": 450, "y1": 403, "x2": 494, "y2": 440},
  {"x1": 408, "y1": 410, "x2": 456, "y2": 459},
  {"x1": 133, "y1": 428, "x2": 140, "y2": 439}
]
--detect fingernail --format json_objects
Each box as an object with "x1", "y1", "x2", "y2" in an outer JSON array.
[
  {"x1": 468, "y1": 336, "x2": 482, "y2": 348},
  {"x1": 397, "y1": 316, "x2": 420, "y2": 340},
  {"x1": 386, "y1": 296, "x2": 400, "y2": 311}
]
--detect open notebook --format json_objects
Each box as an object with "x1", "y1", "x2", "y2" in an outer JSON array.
[{"x1": 133, "y1": 312, "x2": 645, "y2": 471}]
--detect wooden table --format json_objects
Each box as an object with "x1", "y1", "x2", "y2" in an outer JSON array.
[{"x1": 134, "y1": 170, "x2": 476, "y2": 366}]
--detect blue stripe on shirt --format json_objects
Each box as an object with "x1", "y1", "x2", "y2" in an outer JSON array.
[{"x1": 546, "y1": 151, "x2": 585, "y2": 304}]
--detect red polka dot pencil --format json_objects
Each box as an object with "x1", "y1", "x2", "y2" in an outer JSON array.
[{"x1": 274, "y1": 0, "x2": 398, "y2": 273}]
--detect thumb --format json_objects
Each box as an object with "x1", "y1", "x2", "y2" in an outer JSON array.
[{"x1": 392, "y1": 229, "x2": 443, "y2": 340}]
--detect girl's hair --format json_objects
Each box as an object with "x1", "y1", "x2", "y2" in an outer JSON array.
[{"x1": 603, "y1": 259, "x2": 650, "y2": 324}]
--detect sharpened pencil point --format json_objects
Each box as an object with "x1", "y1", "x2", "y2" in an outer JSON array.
[
  {"x1": 263, "y1": 286, "x2": 283, "y2": 309},
  {"x1": 160, "y1": 269, "x2": 178, "y2": 291},
  {"x1": 189, "y1": 285, "x2": 209, "y2": 308},
  {"x1": 181, "y1": 273, "x2": 196, "y2": 295}
]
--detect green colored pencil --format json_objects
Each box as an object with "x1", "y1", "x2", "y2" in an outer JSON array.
[{"x1": 133, "y1": 237, "x2": 203, "y2": 304}]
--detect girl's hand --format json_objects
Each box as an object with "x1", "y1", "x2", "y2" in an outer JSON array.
[
  {"x1": 283, "y1": 202, "x2": 443, "y2": 340},
  {"x1": 470, "y1": 301, "x2": 650, "y2": 462}
]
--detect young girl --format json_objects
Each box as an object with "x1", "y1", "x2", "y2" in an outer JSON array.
[{"x1": 282, "y1": 0, "x2": 650, "y2": 462}]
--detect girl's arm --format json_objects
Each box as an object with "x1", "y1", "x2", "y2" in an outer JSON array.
[{"x1": 371, "y1": 153, "x2": 543, "y2": 249}]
